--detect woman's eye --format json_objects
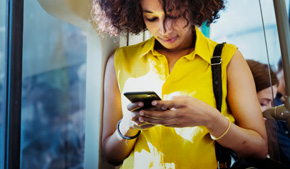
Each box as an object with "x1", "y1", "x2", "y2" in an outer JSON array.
[{"x1": 146, "y1": 17, "x2": 158, "y2": 22}]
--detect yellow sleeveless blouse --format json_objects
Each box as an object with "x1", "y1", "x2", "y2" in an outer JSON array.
[{"x1": 114, "y1": 27, "x2": 237, "y2": 169}]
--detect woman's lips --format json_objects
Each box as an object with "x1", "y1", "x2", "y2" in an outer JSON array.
[{"x1": 160, "y1": 36, "x2": 178, "y2": 43}]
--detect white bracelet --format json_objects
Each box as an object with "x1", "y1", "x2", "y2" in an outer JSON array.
[{"x1": 117, "y1": 119, "x2": 140, "y2": 140}]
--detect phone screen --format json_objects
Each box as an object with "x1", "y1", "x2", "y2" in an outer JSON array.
[{"x1": 124, "y1": 91, "x2": 161, "y2": 109}]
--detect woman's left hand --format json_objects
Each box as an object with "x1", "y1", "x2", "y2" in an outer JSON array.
[{"x1": 138, "y1": 95, "x2": 218, "y2": 128}]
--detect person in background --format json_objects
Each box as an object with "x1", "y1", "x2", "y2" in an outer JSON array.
[
  {"x1": 273, "y1": 58, "x2": 290, "y2": 164},
  {"x1": 246, "y1": 60, "x2": 279, "y2": 112},
  {"x1": 246, "y1": 59, "x2": 280, "y2": 160},
  {"x1": 94, "y1": 0, "x2": 268, "y2": 168}
]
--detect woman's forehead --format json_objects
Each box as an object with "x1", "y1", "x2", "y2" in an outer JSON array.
[{"x1": 140, "y1": 0, "x2": 162, "y2": 11}]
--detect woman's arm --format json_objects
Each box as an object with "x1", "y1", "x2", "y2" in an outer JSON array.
[
  {"x1": 102, "y1": 54, "x2": 140, "y2": 165},
  {"x1": 216, "y1": 49, "x2": 268, "y2": 158},
  {"x1": 203, "y1": 49, "x2": 267, "y2": 158}
]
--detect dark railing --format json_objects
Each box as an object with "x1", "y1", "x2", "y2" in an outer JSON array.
[{"x1": 5, "y1": 0, "x2": 23, "y2": 168}]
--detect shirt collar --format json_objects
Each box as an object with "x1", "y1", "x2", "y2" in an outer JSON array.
[
  {"x1": 184, "y1": 26, "x2": 212, "y2": 64},
  {"x1": 139, "y1": 36, "x2": 155, "y2": 58},
  {"x1": 139, "y1": 26, "x2": 213, "y2": 64}
]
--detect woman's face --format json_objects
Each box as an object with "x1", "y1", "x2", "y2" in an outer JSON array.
[
  {"x1": 140, "y1": 0, "x2": 192, "y2": 50},
  {"x1": 257, "y1": 85, "x2": 277, "y2": 112}
]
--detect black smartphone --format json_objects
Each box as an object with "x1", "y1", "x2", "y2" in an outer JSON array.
[{"x1": 123, "y1": 91, "x2": 161, "y2": 109}]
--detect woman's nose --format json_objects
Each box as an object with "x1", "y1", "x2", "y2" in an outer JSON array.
[{"x1": 159, "y1": 19, "x2": 173, "y2": 35}]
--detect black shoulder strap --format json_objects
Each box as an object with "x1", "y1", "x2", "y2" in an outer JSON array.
[
  {"x1": 211, "y1": 43, "x2": 231, "y2": 169},
  {"x1": 211, "y1": 42, "x2": 225, "y2": 112}
]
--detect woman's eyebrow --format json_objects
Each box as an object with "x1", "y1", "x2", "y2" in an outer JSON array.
[{"x1": 143, "y1": 10, "x2": 153, "y2": 13}]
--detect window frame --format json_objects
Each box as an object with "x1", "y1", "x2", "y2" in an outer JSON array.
[{"x1": 5, "y1": 0, "x2": 23, "y2": 168}]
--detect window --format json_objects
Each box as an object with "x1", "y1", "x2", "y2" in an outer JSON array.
[
  {"x1": 211, "y1": 0, "x2": 290, "y2": 67},
  {"x1": 20, "y1": 1, "x2": 87, "y2": 168},
  {"x1": 0, "y1": 0, "x2": 7, "y2": 168}
]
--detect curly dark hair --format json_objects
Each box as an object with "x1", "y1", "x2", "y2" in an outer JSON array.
[{"x1": 92, "y1": 0, "x2": 226, "y2": 36}]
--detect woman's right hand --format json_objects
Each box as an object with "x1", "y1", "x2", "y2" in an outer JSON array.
[{"x1": 119, "y1": 101, "x2": 161, "y2": 137}]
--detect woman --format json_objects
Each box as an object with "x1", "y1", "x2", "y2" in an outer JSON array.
[
  {"x1": 246, "y1": 59, "x2": 279, "y2": 112},
  {"x1": 93, "y1": 0, "x2": 268, "y2": 168},
  {"x1": 247, "y1": 59, "x2": 280, "y2": 160}
]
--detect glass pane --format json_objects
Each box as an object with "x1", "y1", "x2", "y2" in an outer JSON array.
[
  {"x1": 0, "y1": 0, "x2": 7, "y2": 169},
  {"x1": 211, "y1": 0, "x2": 281, "y2": 65},
  {"x1": 20, "y1": 1, "x2": 86, "y2": 169}
]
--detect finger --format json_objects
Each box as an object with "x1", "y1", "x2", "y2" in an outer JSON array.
[
  {"x1": 152, "y1": 99, "x2": 186, "y2": 109},
  {"x1": 139, "y1": 109, "x2": 175, "y2": 119},
  {"x1": 139, "y1": 124, "x2": 155, "y2": 129},
  {"x1": 131, "y1": 120, "x2": 154, "y2": 129},
  {"x1": 132, "y1": 116, "x2": 145, "y2": 125},
  {"x1": 127, "y1": 102, "x2": 144, "y2": 111},
  {"x1": 139, "y1": 116, "x2": 179, "y2": 126},
  {"x1": 130, "y1": 111, "x2": 141, "y2": 121},
  {"x1": 144, "y1": 105, "x2": 167, "y2": 111},
  {"x1": 132, "y1": 115, "x2": 156, "y2": 125}
]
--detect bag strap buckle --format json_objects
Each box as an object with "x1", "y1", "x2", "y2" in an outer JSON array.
[{"x1": 211, "y1": 56, "x2": 222, "y2": 65}]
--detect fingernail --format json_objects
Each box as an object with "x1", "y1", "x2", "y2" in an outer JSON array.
[
  {"x1": 138, "y1": 102, "x2": 143, "y2": 107},
  {"x1": 139, "y1": 117, "x2": 144, "y2": 122},
  {"x1": 152, "y1": 101, "x2": 157, "y2": 105},
  {"x1": 162, "y1": 107, "x2": 167, "y2": 110},
  {"x1": 140, "y1": 111, "x2": 144, "y2": 116}
]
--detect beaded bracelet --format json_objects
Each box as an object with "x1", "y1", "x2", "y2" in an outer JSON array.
[
  {"x1": 117, "y1": 119, "x2": 141, "y2": 140},
  {"x1": 210, "y1": 117, "x2": 231, "y2": 140}
]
